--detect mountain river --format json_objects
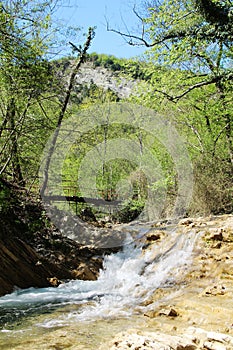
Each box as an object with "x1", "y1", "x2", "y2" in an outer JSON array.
[{"x1": 0, "y1": 223, "x2": 199, "y2": 349}]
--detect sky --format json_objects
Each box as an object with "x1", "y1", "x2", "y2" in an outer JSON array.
[{"x1": 54, "y1": 0, "x2": 147, "y2": 59}]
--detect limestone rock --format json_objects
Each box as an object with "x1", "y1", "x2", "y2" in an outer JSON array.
[
  {"x1": 109, "y1": 331, "x2": 197, "y2": 350},
  {"x1": 108, "y1": 328, "x2": 233, "y2": 350},
  {"x1": 203, "y1": 341, "x2": 226, "y2": 350},
  {"x1": 179, "y1": 218, "x2": 194, "y2": 226},
  {"x1": 158, "y1": 306, "x2": 179, "y2": 317},
  {"x1": 208, "y1": 229, "x2": 224, "y2": 241},
  {"x1": 202, "y1": 284, "x2": 226, "y2": 296},
  {"x1": 207, "y1": 331, "x2": 233, "y2": 345}
]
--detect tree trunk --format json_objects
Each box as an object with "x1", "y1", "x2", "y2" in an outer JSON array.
[
  {"x1": 6, "y1": 97, "x2": 25, "y2": 185},
  {"x1": 216, "y1": 82, "x2": 233, "y2": 168},
  {"x1": 41, "y1": 28, "x2": 94, "y2": 196}
]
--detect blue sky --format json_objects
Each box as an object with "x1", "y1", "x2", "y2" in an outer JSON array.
[{"x1": 55, "y1": 0, "x2": 147, "y2": 59}]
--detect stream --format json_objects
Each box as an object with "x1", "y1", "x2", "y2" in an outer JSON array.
[{"x1": 0, "y1": 223, "x2": 198, "y2": 349}]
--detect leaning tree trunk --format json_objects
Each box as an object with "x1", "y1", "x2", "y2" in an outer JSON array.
[
  {"x1": 7, "y1": 97, "x2": 25, "y2": 185},
  {"x1": 40, "y1": 27, "x2": 95, "y2": 196},
  {"x1": 216, "y1": 81, "x2": 233, "y2": 168}
]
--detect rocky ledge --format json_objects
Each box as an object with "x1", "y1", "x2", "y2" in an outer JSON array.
[{"x1": 109, "y1": 328, "x2": 233, "y2": 350}]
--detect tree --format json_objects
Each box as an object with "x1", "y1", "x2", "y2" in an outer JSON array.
[
  {"x1": 109, "y1": 0, "x2": 232, "y2": 165},
  {"x1": 0, "y1": 1, "x2": 93, "y2": 192},
  {"x1": 107, "y1": 0, "x2": 232, "y2": 213},
  {"x1": 0, "y1": 1, "x2": 56, "y2": 185}
]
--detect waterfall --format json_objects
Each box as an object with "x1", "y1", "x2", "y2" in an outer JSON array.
[{"x1": 0, "y1": 226, "x2": 198, "y2": 329}]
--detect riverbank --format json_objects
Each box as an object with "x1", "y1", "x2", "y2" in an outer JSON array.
[
  {"x1": 0, "y1": 182, "x2": 117, "y2": 296},
  {"x1": 0, "y1": 214, "x2": 232, "y2": 349}
]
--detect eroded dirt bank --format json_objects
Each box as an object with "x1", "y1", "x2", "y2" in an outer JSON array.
[{"x1": 0, "y1": 188, "x2": 114, "y2": 296}]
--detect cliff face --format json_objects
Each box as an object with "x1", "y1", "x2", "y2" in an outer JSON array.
[
  {"x1": 74, "y1": 62, "x2": 137, "y2": 98},
  {"x1": 55, "y1": 59, "x2": 138, "y2": 98}
]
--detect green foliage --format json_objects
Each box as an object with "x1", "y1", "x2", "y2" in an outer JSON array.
[
  {"x1": 112, "y1": 198, "x2": 145, "y2": 223},
  {"x1": 190, "y1": 156, "x2": 233, "y2": 215},
  {"x1": 0, "y1": 1, "x2": 59, "y2": 185},
  {"x1": 0, "y1": 0, "x2": 232, "y2": 220},
  {"x1": 119, "y1": 0, "x2": 233, "y2": 215},
  {"x1": 0, "y1": 1, "x2": 82, "y2": 189},
  {"x1": 144, "y1": 0, "x2": 232, "y2": 74},
  {"x1": 0, "y1": 180, "x2": 11, "y2": 212},
  {"x1": 194, "y1": 0, "x2": 233, "y2": 33},
  {"x1": 88, "y1": 52, "x2": 157, "y2": 81}
]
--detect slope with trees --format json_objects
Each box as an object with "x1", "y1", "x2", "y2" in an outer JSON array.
[
  {"x1": 0, "y1": 0, "x2": 232, "y2": 235},
  {"x1": 109, "y1": 0, "x2": 233, "y2": 214}
]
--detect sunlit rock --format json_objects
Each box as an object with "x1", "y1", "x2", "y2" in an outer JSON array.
[{"x1": 71, "y1": 262, "x2": 98, "y2": 281}]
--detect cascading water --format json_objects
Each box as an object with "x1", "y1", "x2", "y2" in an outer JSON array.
[{"x1": 0, "y1": 225, "x2": 198, "y2": 332}]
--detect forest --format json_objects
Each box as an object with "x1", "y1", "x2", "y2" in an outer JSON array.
[{"x1": 0, "y1": 0, "x2": 232, "y2": 229}]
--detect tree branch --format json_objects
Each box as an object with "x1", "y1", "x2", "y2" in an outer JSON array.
[
  {"x1": 212, "y1": 122, "x2": 230, "y2": 158},
  {"x1": 153, "y1": 72, "x2": 233, "y2": 102}
]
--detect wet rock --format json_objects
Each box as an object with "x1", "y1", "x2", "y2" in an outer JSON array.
[
  {"x1": 48, "y1": 277, "x2": 63, "y2": 287},
  {"x1": 146, "y1": 231, "x2": 162, "y2": 242},
  {"x1": 0, "y1": 231, "x2": 105, "y2": 296},
  {"x1": 71, "y1": 263, "x2": 98, "y2": 281},
  {"x1": 0, "y1": 238, "x2": 69, "y2": 296},
  {"x1": 0, "y1": 195, "x2": 112, "y2": 296}
]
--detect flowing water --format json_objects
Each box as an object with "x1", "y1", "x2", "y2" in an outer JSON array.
[{"x1": 0, "y1": 224, "x2": 198, "y2": 349}]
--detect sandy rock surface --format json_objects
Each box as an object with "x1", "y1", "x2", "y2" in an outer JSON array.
[{"x1": 105, "y1": 215, "x2": 233, "y2": 350}]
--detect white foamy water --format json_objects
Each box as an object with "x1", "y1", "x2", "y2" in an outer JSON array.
[{"x1": 0, "y1": 227, "x2": 198, "y2": 329}]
